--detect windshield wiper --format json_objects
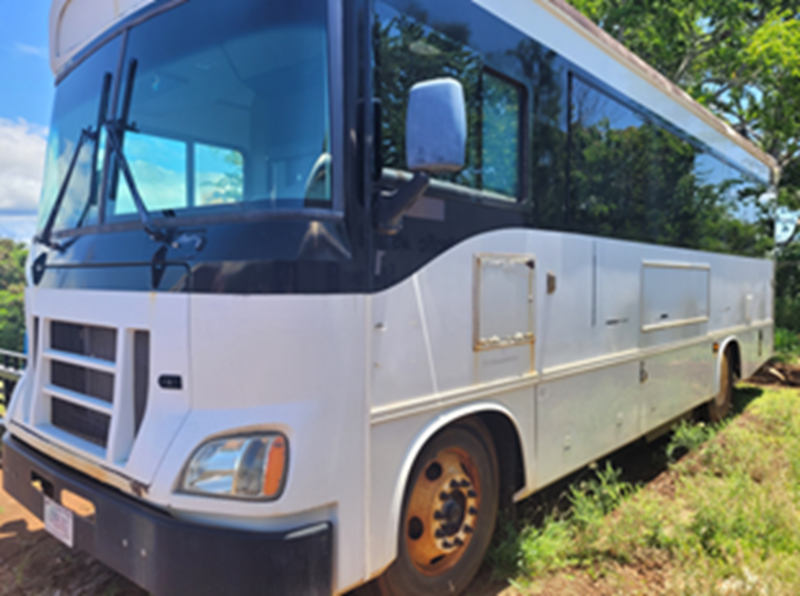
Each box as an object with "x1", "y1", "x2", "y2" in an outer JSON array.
[
  {"x1": 35, "y1": 73, "x2": 112, "y2": 251},
  {"x1": 105, "y1": 59, "x2": 204, "y2": 250}
]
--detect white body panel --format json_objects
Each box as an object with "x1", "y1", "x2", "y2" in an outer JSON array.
[
  {"x1": 8, "y1": 228, "x2": 773, "y2": 592},
  {"x1": 365, "y1": 229, "x2": 772, "y2": 576}
]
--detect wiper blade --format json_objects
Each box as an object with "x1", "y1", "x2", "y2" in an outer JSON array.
[
  {"x1": 107, "y1": 59, "x2": 204, "y2": 251},
  {"x1": 34, "y1": 127, "x2": 96, "y2": 250},
  {"x1": 103, "y1": 122, "x2": 170, "y2": 244},
  {"x1": 35, "y1": 73, "x2": 112, "y2": 251}
]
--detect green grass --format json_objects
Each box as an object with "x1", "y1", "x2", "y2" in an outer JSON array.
[
  {"x1": 490, "y1": 384, "x2": 800, "y2": 594},
  {"x1": 774, "y1": 327, "x2": 800, "y2": 363}
]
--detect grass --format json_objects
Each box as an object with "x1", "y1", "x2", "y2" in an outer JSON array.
[
  {"x1": 774, "y1": 327, "x2": 800, "y2": 363},
  {"x1": 490, "y1": 383, "x2": 800, "y2": 594}
]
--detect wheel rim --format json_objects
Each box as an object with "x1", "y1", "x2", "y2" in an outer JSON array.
[{"x1": 404, "y1": 446, "x2": 481, "y2": 576}]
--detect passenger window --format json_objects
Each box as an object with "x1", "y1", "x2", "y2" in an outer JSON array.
[
  {"x1": 113, "y1": 133, "x2": 187, "y2": 215},
  {"x1": 568, "y1": 75, "x2": 652, "y2": 241},
  {"x1": 374, "y1": 1, "x2": 523, "y2": 202},
  {"x1": 195, "y1": 144, "x2": 244, "y2": 206},
  {"x1": 482, "y1": 71, "x2": 522, "y2": 199}
]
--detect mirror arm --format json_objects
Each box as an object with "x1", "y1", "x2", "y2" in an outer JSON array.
[{"x1": 375, "y1": 171, "x2": 430, "y2": 235}]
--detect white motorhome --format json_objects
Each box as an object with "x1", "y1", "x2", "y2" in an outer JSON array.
[{"x1": 4, "y1": 0, "x2": 775, "y2": 594}]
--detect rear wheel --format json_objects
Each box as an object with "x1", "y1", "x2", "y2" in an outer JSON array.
[
  {"x1": 708, "y1": 349, "x2": 733, "y2": 422},
  {"x1": 374, "y1": 420, "x2": 499, "y2": 596}
]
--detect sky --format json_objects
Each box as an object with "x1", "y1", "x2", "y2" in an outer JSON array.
[{"x1": 0, "y1": 2, "x2": 54, "y2": 242}]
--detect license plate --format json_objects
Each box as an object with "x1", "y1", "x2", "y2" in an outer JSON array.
[{"x1": 44, "y1": 496, "x2": 74, "y2": 548}]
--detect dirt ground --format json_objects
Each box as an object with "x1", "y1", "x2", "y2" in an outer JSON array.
[{"x1": 0, "y1": 361, "x2": 794, "y2": 596}]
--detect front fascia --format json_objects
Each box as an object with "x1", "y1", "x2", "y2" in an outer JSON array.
[
  {"x1": 35, "y1": 0, "x2": 366, "y2": 296},
  {"x1": 5, "y1": 2, "x2": 375, "y2": 593}
]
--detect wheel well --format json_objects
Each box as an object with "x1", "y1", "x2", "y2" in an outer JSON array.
[
  {"x1": 474, "y1": 412, "x2": 525, "y2": 508},
  {"x1": 726, "y1": 340, "x2": 742, "y2": 379}
]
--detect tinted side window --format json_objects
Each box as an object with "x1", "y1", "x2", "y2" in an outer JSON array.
[
  {"x1": 568, "y1": 75, "x2": 767, "y2": 255},
  {"x1": 568, "y1": 75, "x2": 661, "y2": 242},
  {"x1": 482, "y1": 72, "x2": 523, "y2": 198},
  {"x1": 374, "y1": 1, "x2": 523, "y2": 201}
]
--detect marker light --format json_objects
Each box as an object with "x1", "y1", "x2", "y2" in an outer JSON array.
[{"x1": 181, "y1": 433, "x2": 288, "y2": 500}]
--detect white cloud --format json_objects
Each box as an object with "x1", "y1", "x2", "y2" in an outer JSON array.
[
  {"x1": 0, "y1": 117, "x2": 48, "y2": 213},
  {"x1": 0, "y1": 215, "x2": 37, "y2": 243},
  {"x1": 14, "y1": 43, "x2": 47, "y2": 58}
]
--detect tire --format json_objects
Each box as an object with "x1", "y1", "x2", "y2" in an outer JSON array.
[
  {"x1": 374, "y1": 420, "x2": 499, "y2": 596},
  {"x1": 708, "y1": 349, "x2": 733, "y2": 422}
]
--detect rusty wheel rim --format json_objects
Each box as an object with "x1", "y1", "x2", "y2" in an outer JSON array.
[{"x1": 404, "y1": 446, "x2": 481, "y2": 576}]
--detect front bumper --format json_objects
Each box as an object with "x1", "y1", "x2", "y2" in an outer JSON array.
[{"x1": 3, "y1": 435, "x2": 333, "y2": 596}]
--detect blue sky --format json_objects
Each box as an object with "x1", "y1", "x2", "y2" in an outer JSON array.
[{"x1": 0, "y1": 1, "x2": 54, "y2": 241}]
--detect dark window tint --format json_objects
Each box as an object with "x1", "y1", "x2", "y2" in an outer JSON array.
[
  {"x1": 568, "y1": 75, "x2": 652, "y2": 241},
  {"x1": 374, "y1": 1, "x2": 522, "y2": 201},
  {"x1": 568, "y1": 75, "x2": 767, "y2": 255},
  {"x1": 482, "y1": 72, "x2": 522, "y2": 197}
]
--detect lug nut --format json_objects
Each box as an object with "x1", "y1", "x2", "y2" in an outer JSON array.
[
  {"x1": 468, "y1": 506, "x2": 478, "y2": 515},
  {"x1": 467, "y1": 490, "x2": 478, "y2": 498},
  {"x1": 464, "y1": 525, "x2": 474, "y2": 533},
  {"x1": 439, "y1": 492, "x2": 449, "y2": 501},
  {"x1": 442, "y1": 540, "x2": 453, "y2": 548},
  {"x1": 454, "y1": 537, "x2": 465, "y2": 547},
  {"x1": 459, "y1": 479, "x2": 471, "y2": 488},
  {"x1": 434, "y1": 510, "x2": 445, "y2": 520},
  {"x1": 450, "y1": 479, "x2": 460, "y2": 489}
]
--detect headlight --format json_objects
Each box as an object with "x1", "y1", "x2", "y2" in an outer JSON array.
[{"x1": 180, "y1": 433, "x2": 288, "y2": 500}]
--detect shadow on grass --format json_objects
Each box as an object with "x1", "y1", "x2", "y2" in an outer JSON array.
[{"x1": 731, "y1": 384, "x2": 763, "y2": 416}]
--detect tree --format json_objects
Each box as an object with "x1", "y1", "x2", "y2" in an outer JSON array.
[{"x1": 0, "y1": 239, "x2": 27, "y2": 352}]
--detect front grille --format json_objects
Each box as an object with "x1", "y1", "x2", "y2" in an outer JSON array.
[
  {"x1": 51, "y1": 321, "x2": 116, "y2": 361},
  {"x1": 35, "y1": 320, "x2": 150, "y2": 461},
  {"x1": 52, "y1": 399, "x2": 110, "y2": 447},
  {"x1": 52, "y1": 361, "x2": 114, "y2": 402}
]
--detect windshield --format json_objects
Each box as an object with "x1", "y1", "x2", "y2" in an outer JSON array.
[
  {"x1": 38, "y1": 0, "x2": 332, "y2": 234},
  {"x1": 37, "y1": 37, "x2": 121, "y2": 234}
]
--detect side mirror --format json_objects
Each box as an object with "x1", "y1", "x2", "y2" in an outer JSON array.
[
  {"x1": 406, "y1": 78, "x2": 467, "y2": 173},
  {"x1": 376, "y1": 78, "x2": 466, "y2": 235}
]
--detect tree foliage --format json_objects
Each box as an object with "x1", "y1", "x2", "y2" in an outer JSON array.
[{"x1": 0, "y1": 239, "x2": 27, "y2": 352}]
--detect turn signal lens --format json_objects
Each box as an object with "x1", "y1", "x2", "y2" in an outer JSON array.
[
  {"x1": 181, "y1": 433, "x2": 289, "y2": 500},
  {"x1": 263, "y1": 436, "x2": 287, "y2": 498}
]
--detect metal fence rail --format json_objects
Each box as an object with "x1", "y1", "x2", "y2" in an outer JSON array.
[{"x1": 0, "y1": 347, "x2": 26, "y2": 415}]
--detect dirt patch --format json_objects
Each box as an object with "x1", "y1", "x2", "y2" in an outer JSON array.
[
  {"x1": 527, "y1": 557, "x2": 669, "y2": 596},
  {"x1": 0, "y1": 469, "x2": 145, "y2": 596}
]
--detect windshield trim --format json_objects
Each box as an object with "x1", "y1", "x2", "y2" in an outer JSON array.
[
  {"x1": 328, "y1": 0, "x2": 345, "y2": 215},
  {"x1": 45, "y1": 0, "x2": 344, "y2": 242}
]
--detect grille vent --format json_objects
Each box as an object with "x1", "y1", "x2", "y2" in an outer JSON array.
[
  {"x1": 52, "y1": 399, "x2": 110, "y2": 447},
  {"x1": 38, "y1": 321, "x2": 150, "y2": 460}
]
